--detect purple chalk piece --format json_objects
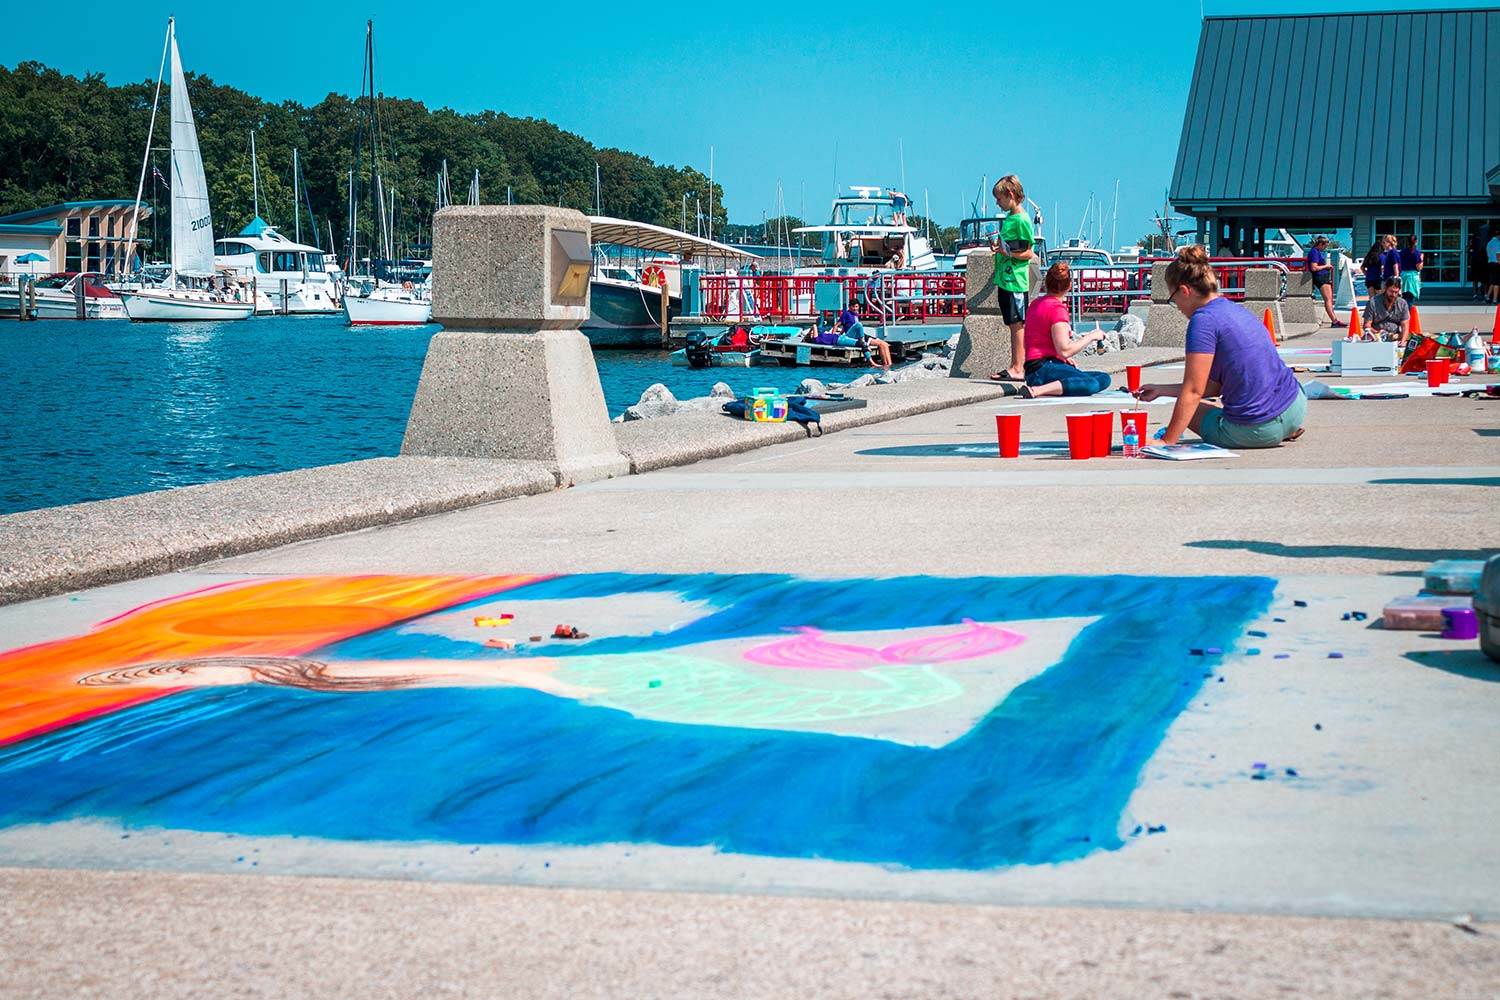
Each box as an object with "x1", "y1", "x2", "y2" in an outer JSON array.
[
  {"x1": 1274, "y1": 653, "x2": 1291, "y2": 659},
  {"x1": 1441, "y1": 607, "x2": 1479, "y2": 641},
  {"x1": 1252, "y1": 762, "x2": 1267, "y2": 769},
  {"x1": 1328, "y1": 652, "x2": 1344, "y2": 659},
  {"x1": 1205, "y1": 647, "x2": 1223, "y2": 655}
]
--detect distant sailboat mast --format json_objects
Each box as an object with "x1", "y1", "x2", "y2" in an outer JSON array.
[
  {"x1": 250, "y1": 130, "x2": 260, "y2": 222},
  {"x1": 126, "y1": 21, "x2": 171, "y2": 275}
]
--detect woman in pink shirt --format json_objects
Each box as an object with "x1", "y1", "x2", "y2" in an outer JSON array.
[{"x1": 1016, "y1": 262, "x2": 1110, "y2": 398}]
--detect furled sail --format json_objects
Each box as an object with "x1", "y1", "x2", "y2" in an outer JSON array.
[{"x1": 168, "y1": 26, "x2": 214, "y2": 278}]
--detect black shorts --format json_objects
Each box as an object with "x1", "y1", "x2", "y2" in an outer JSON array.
[
  {"x1": 1312, "y1": 272, "x2": 1332, "y2": 289},
  {"x1": 998, "y1": 288, "x2": 1028, "y2": 326},
  {"x1": 1488, "y1": 262, "x2": 1500, "y2": 285}
]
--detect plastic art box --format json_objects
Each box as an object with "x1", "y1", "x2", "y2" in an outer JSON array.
[
  {"x1": 1424, "y1": 559, "x2": 1486, "y2": 595},
  {"x1": 1330, "y1": 339, "x2": 1399, "y2": 376}
]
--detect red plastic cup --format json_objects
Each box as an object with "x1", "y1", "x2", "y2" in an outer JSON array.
[
  {"x1": 1120, "y1": 410, "x2": 1148, "y2": 441},
  {"x1": 1426, "y1": 359, "x2": 1444, "y2": 388},
  {"x1": 995, "y1": 413, "x2": 1021, "y2": 459},
  {"x1": 1065, "y1": 414, "x2": 1093, "y2": 460},
  {"x1": 1091, "y1": 410, "x2": 1114, "y2": 457},
  {"x1": 1441, "y1": 358, "x2": 1452, "y2": 384},
  {"x1": 1126, "y1": 365, "x2": 1142, "y2": 394}
]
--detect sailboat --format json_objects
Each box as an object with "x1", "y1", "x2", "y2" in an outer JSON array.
[{"x1": 120, "y1": 18, "x2": 254, "y2": 322}]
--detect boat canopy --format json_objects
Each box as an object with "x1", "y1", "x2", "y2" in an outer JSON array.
[
  {"x1": 238, "y1": 216, "x2": 272, "y2": 237},
  {"x1": 791, "y1": 225, "x2": 912, "y2": 236},
  {"x1": 587, "y1": 216, "x2": 759, "y2": 261}
]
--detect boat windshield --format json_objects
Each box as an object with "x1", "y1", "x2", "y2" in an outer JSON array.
[
  {"x1": 958, "y1": 219, "x2": 1004, "y2": 245},
  {"x1": 830, "y1": 200, "x2": 897, "y2": 227},
  {"x1": 32, "y1": 275, "x2": 72, "y2": 290}
]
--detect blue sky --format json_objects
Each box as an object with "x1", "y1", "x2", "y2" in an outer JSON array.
[{"x1": 2, "y1": 1, "x2": 1487, "y2": 247}]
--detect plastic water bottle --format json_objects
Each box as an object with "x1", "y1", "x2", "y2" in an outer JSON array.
[{"x1": 1122, "y1": 419, "x2": 1140, "y2": 458}]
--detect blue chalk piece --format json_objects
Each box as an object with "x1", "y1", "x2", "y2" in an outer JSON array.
[
  {"x1": 1246, "y1": 648, "x2": 1261, "y2": 655},
  {"x1": 235, "y1": 856, "x2": 244, "y2": 862},
  {"x1": 1248, "y1": 630, "x2": 1268, "y2": 638},
  {"x1": 1146, "y1": 824, "x2": 1167, "y2": 834},
  {"x1": 1274, "y1": 653, "x2": 1291, "y2": 659},
  {"x1": 1217, "y1": 677, "x2": 1225, "y2": 683},
  {"x1": 1251, "y1": 772, "x2": 1267, "y2": 780},
  {"x1": 1293, "y1": 600, "x2": 1308, "y2": 607},
  {"x1": 1273, "y1": 618, "x2": 1286, "y2": 623},
  {"x1": 1285, "y1": 768, "x2": 1298, "y2": 777},
  {"x1": 1315, "y1": 723, "x2": 1322, "y2": 731},
  {"x1": 1328, "y1": 652, "x2": 1344, "y2": 659},
  {"x1": 1132, "y1": 825, "x2": 1143, "y2": 836},
  {"x1": 1190, "y1": 648, "x2": 1205, "y2": 655},
  {"x1": 1341, "y1": 613, "x2": 1351, "y2": 621}
]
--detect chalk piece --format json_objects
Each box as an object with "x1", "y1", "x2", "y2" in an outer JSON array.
[
  {"x1": 648, "y1": 679, "x2": 662, "y2": 689},
  {"x1": 1248, "y1": 630, "x2": 1268, "y2": 638},
  {"x1": 1205, "y1": 647, "x2": 1222, "y2": 655},
  {"x1": 1273, "y1": 617, "x2": 1286, "y2": 623},
  {"x1": 1341, "y1": 613, "x2": 1351, "y2": 621},
  {"x1": 1146, "y1": 824, "x2": 1167, "y2": 834},
  {"x1": 1253, "y1": 762, "x2": 1267, "y2": 769},
  {"x1": 1217, "y1": 677, "x2": 1225, "y2": 683},
  {"x1": 1274, "y1": 653, "x2": 1290, "y2": 659},
  {"x1": 1190, "y1": 648, "x2": 1205, "y2": 655},
  {"x1": 1352, "y1": 612, "x2": 1367, "y2": 621},
  {"x1": 1251, "y1": 772, "x2": 1267, "y2": 780},
  {"x1": 1246, "y1": 648, "x2": 1261, "y2": 655},
  {"x1": 1314, "y1": 723, "x2": 1322, "y2": 731},
  {"x1": 529, "y1": 635, "x2": 543, "y2": 642},
  {"x1": 1285, "y1": 768, "x2": 1298, "y2": 777},
  {"x1": 1328, "y1": 652, "x2": 1344, "y2": 659},
  {"x1": 483, "y1": 638, "x2": 514, "y2": 650},
  {"x1": 1293, "y1": 600, "x2": 1308, "y2": 607},
  {"x1": 1132, "y1": 825, "x2": 1143, "y2": 836}
]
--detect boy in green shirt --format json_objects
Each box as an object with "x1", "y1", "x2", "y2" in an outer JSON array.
[{"x1": 989, "y1": 174, "x2": 1035, "y2": 382}]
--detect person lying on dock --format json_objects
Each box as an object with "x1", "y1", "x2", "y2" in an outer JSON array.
[
  {"x1": 1003, "y1": 261, "x2": 1109, "y2": 399},
  {"x1": 838, "y1": 307, "x2": 892, "y2": 369},
  {"x1": 1135, "y1": 246, "x2": 1306, "y2": 449}
]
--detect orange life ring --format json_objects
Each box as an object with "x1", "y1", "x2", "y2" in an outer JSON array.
[{"x1": 641, "y1": 264, "x2": 668, "y2": 289}]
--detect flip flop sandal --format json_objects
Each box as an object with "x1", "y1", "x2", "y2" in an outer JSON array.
[{"x1": 989, "y1": 371, "x2": 1022, "y2": 382}]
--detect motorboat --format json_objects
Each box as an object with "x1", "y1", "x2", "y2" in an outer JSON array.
[
  {"x1": 583, "y1": 217, "x2": 759, "y2": 348},
  {"x1": 119, "y1": 19, "x2": 254, "y2": 323},
  {"x1": 0, "y1": 272, "x2": 127, "y2": 319},
  {"x1": 669, "y1": 325, "x2": 802, "y2": 367},
  {"x1": 793, "y1": 187, "x2": 940, "y2": 274},
  {"x1": 343, "y1": 281, "x2": 432, "y2": 325},
  {"x1": 215, "y1": 219, "x2": 342, "y2": 314}
]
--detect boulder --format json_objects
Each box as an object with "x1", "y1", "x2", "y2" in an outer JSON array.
[
  {"x1": 1114, "y1": 313, "x2": 1146, "y2": 349},
  {"x1": 622, "y1": 383, "x2": 680, "y2": 421},
  {"x1": 797, "y1": 378, "x2": 828, "y2": 396},
  {"x1": 709, "y1": 382, "x2": 736, "y2": 400},
  {"x1": 846, "y1": 374, "x2": 878, "y2": 387}
]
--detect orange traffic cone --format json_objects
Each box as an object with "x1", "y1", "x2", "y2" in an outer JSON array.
[
  {"x1": 1262, "y1": 307, "x2": 1279, "y2": 345},
  {"x1": 1491, "y1": 303, "x2": 1500, "y2": 345},
  {"x1": 1409, "y1": 304, "x2": 1423, "y2": 338},
  {"x1": 1347, "y1": 307, "x2": 1362, "y2": 341}
]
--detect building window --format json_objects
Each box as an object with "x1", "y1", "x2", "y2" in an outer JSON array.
[
  {"x1": 1420, "y1": 219, "x2": 1462, "y2": 284},
  {"x1": 66, "y1": 218, "x2": 80, "y2": 238},
  {"x1": 65, "y1": 243, "x2": 82, "y2": 271},
  {"x1": 1373, "y1": 218, "x2": 1416, "y2": 248},
  {"x1": 86, "y1": 242, "x2": 101, "y2": 272},
  {"x1": 88, "y1": 217, "x2": 100, "y2": 238},
  {"x1": 104, "y1": 246, "x2": 116, "y2": 273},
  {"x1": 107, "y1": 217, "x2": 116, "y2": 237}
]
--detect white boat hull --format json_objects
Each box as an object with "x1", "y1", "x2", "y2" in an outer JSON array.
[
  {"x1": 121, "y1": 290, "x2": 255, "y2": 322},
  {"x1": 670, "y1": 349, "x2": 759, "y2": 367},
  {"x1": 342, "y1": 293, "x2": 432, "y2": 325},
  {"x1": 0, "y1": 287, "x2": 126, "y2": 319}
]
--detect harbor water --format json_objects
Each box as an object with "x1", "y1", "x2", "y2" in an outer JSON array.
[{"x1": 0, "y1": 316, "x2": 887, "y2": 514}]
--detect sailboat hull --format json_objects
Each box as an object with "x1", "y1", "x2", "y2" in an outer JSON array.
[
  {"x1": 121, "y1": 290, "x2": 255, "y2": 322},
  {"x1": 343, "y1": 292, "x2": 432, "y2": 325}
]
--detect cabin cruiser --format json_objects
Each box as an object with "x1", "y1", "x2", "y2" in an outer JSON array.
[
  {"x1": 793, "y1": 187, "x2": 939, "y2": 274},
  {"x1": 214, "y1": 218, "x2": 341, "y2": 314},
  {"x1": 0, "y1": 272, "x2": 127, "y2": 319}
]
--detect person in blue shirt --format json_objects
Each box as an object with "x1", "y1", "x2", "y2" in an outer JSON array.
[
  {"x1": 1306, "y1": 236, "x2": 1343, "y2": 328},
  {"x1": 1379, "y1": 234, "x2": 1402, "y2": 288},
  {"x1": 836, "y1": 306, "x2": 893, "y2": 368}
]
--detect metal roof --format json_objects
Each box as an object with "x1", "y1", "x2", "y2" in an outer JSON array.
[
  {"x1": 587, "y1": 216, "x2": 759, "y2": 260},
  {"x1": 0, "y1": 222, "x2": 62, "y2": 236},
  {"x1": 0, "y1": 200, "x2": 151, "y2": 225},
  {"x1": 1170, "y1": 9, "x2": 1500, "y2": 208}
]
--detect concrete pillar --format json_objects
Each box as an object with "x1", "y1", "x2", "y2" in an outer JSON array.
[
  {"x1": 1282, "y1": 268, "x2": 1319, "y2": 326},
  {"x1": 948, "y1": 249, "x2": 1011, "y2": 379},
  {"x1": 1142, "y1": 262, "x2": 1188, "y2": 347},
  {"x1": 1239, "y1": 267, "x2": 1285, "y2": 342},
  {"x1": 401, "y1": 205, "x2": 629, "y2": 487}
]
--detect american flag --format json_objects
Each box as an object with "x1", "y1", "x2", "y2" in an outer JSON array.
[{"x1": 152, "y1": 164, "x2": 169, "y2": 190}]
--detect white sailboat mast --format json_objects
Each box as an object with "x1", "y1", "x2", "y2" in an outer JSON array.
[
  {"x1": 293, "y1": 147, "x2": 300, "y2": 243},
  {"x1": 127, "y1": 19, "x2": 172, "y2": 275},
  {"x1": 168, "y1": 24, "x2": 215, "y2": 278},
  {"x1": 250, "y1": 131, "x2": 260, "y2": 220}
]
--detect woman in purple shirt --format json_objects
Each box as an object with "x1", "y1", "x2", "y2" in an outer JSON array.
[
  {"x1": 1398, "y1": 236, "x2": 1423, "y2": 302},
  {"x1": 1306, "y1": 236, "x2": 1342, "y2": 327},
  {"x1": 1136, "y1": 246, "x2": 1306, "y2": 448}
]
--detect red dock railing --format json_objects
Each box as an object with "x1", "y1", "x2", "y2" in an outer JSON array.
[{"x1": 697, "y1": 258, "x2": 1297, "y2": 323}]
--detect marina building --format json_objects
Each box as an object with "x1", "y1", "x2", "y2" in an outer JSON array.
[
  {"x1": 1170, "y1": 8, "x2": 1499, "y2": 292},
  {"x1": 0, "y1": 200, "x2": 152, "y2": 278}
]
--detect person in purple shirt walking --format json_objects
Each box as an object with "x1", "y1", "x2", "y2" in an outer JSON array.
[{"x1": 1135, "y1": 246, "x2": 1306, "y2": 448}]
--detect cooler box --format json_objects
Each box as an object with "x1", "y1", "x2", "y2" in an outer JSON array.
[
  {"x1": 1424, "y1": 559, "x2": 1487, "y2": 594},
  {"x1": 1330, "y1": 339, "x2": 1399, "y2": 376}
]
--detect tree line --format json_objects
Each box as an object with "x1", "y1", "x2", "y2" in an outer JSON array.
[{"x1": 0, "y1": 61, "x2": 728, "y2": 261}]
